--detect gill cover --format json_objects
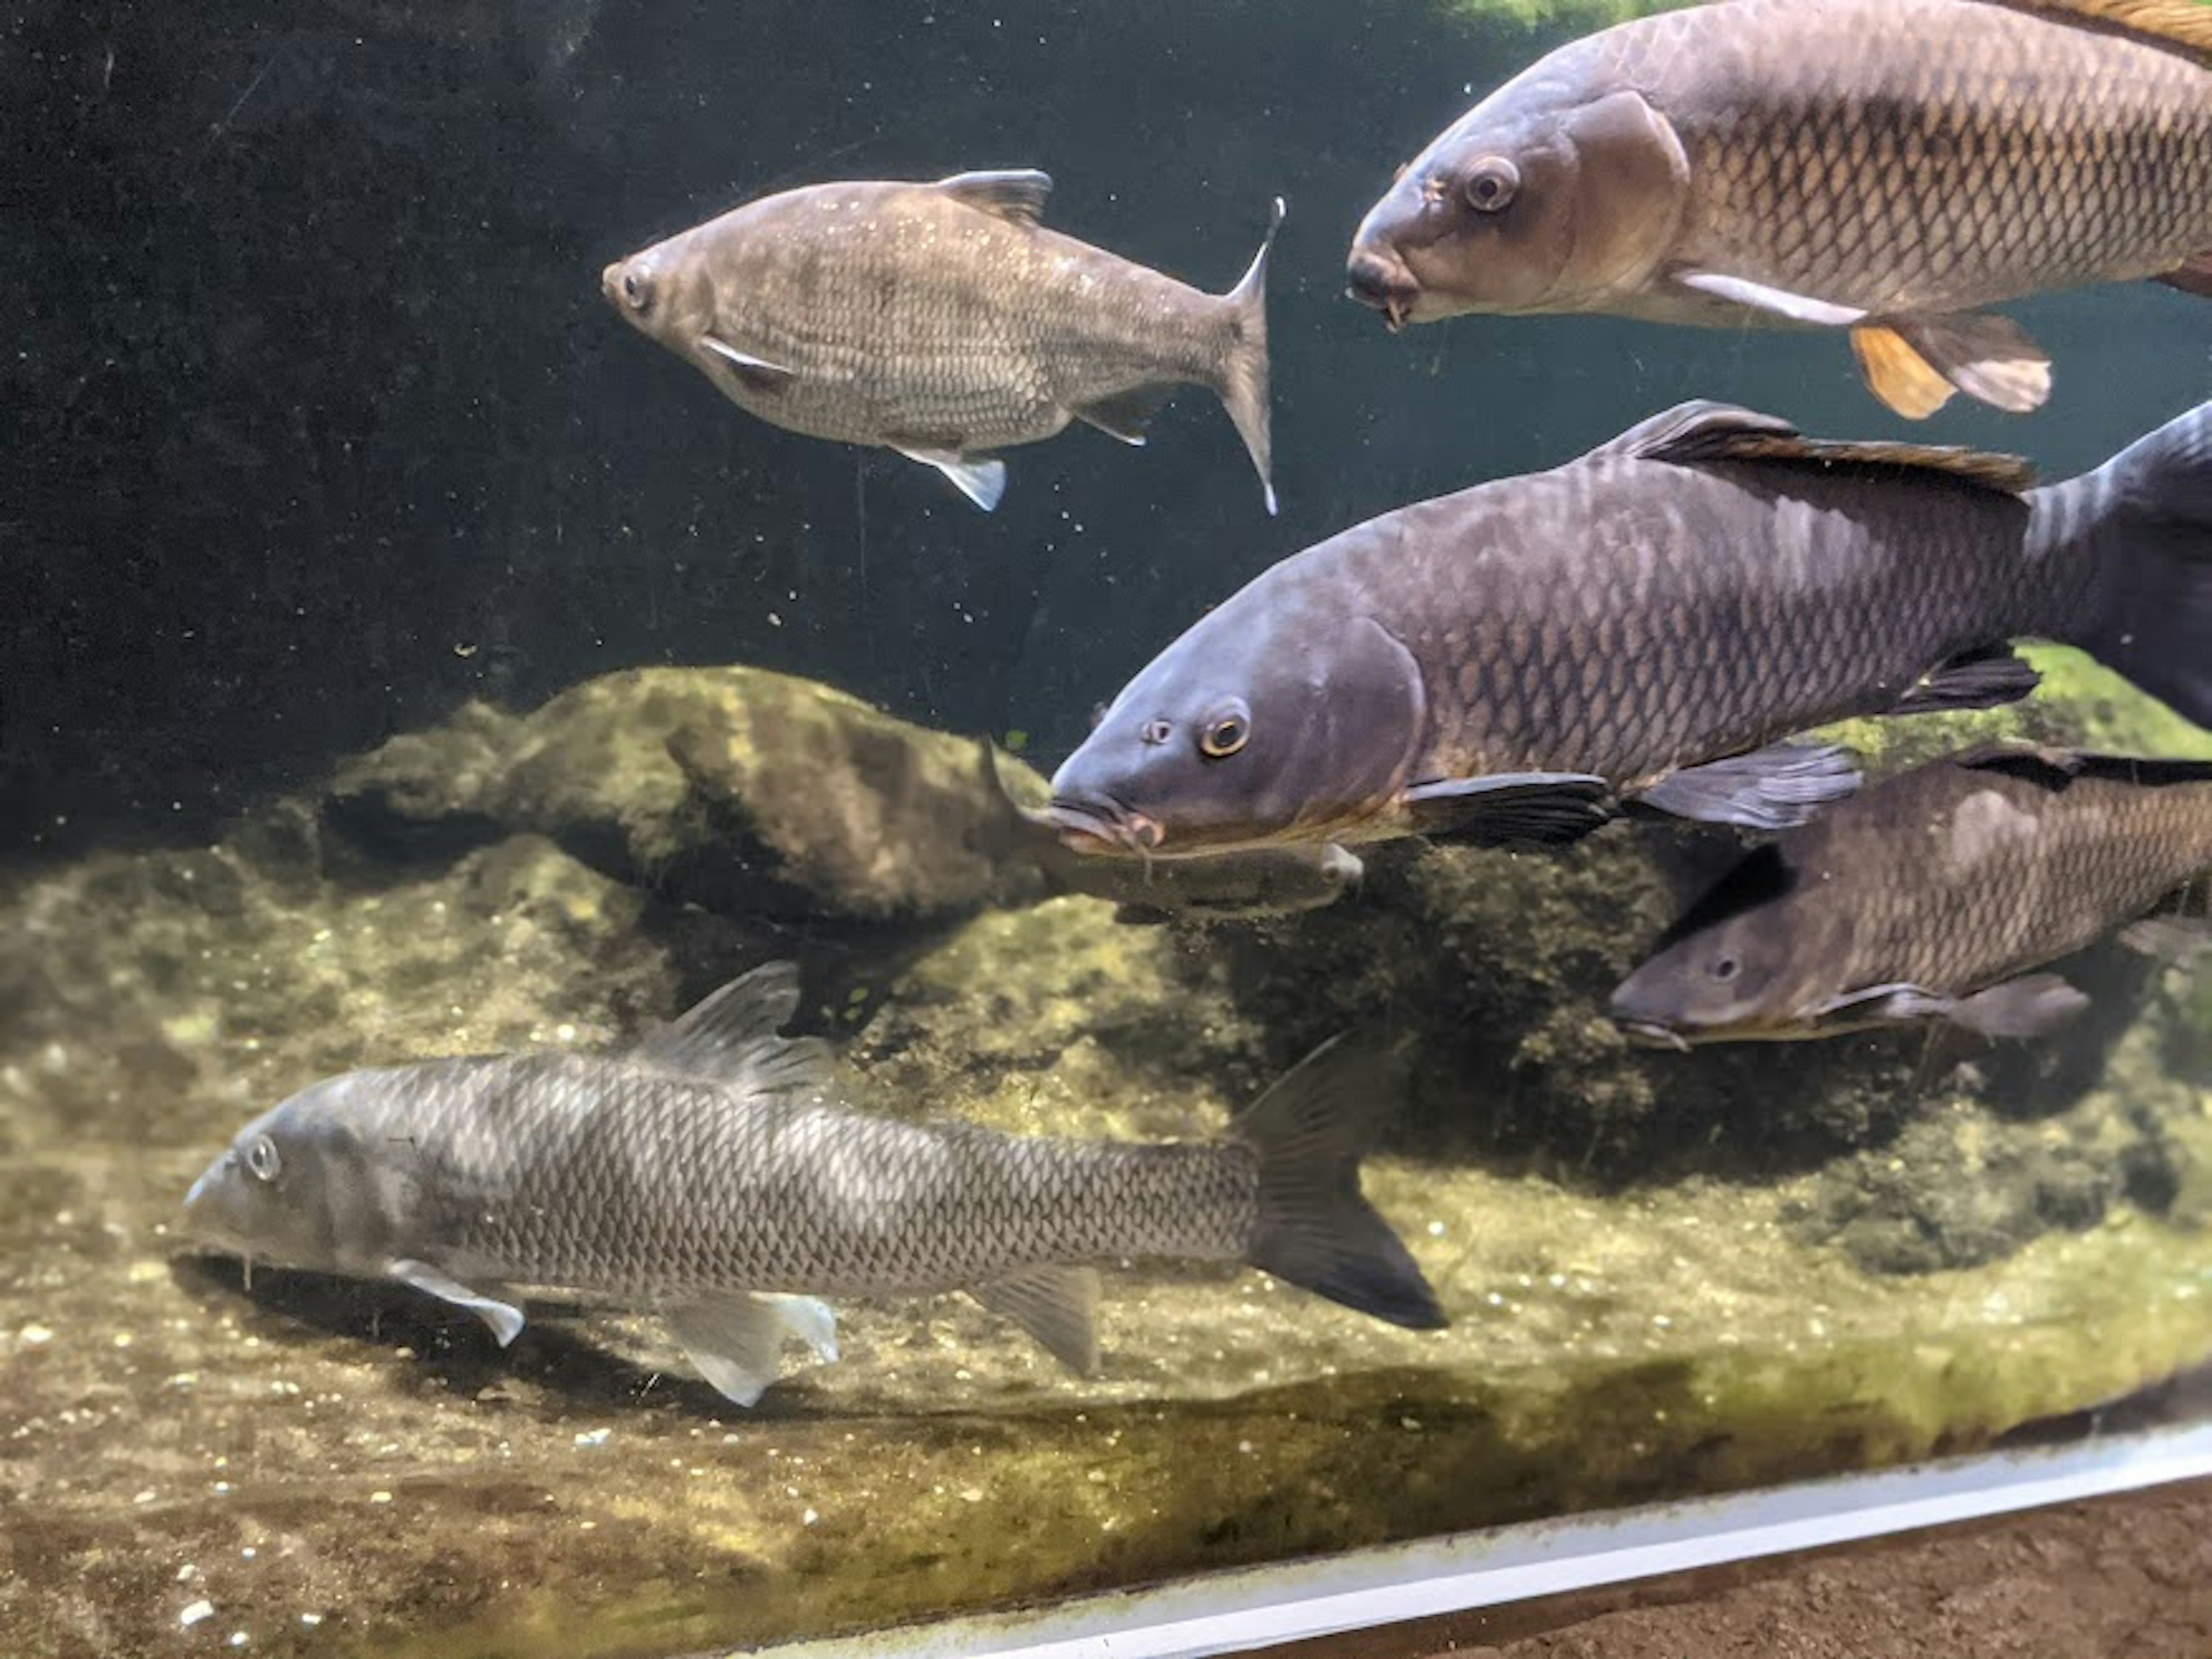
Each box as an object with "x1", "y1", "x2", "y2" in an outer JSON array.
[{"x1": 1350, "y1": 83, "x2": 1690, "y2": 317}]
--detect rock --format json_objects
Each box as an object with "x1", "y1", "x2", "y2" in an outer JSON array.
[{"x1": 328, "y1": 666, "x2": 1055, "y2": 922}]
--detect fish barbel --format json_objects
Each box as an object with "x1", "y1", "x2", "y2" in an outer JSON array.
[
  {"x1": 603, "y1": 171, "x2": 1281, "y2": 512},
  {"x1": 1609, "y1": 746, "x2": 2212, "y2": 1046},
  {"x1": 1046, "y1": 398, "x2": 2212, "y2": 859},
  {"x1": 1346, "y1": 0, "x2": 2212, "y2": 416},
  {"x1": 181, "y1": 963, "x2": 1442, "y2": 1406}
]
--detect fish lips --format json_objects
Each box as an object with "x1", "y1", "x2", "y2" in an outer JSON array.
[
  {"x1": 1344, "y1": 246, "x2": 1425, "y2": 332},
  {"x1": 1046, "y1": 796, "x2": 1165, "y2": 857},
  {"x1": 1613, "y1": 1018, "x2": 1695, "y2": 1052}
]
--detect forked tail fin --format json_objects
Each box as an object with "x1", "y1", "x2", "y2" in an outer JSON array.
[
  {"x1": 1234, "y1": 1036, "x2": 1446, "y2": 1331},
  {"x1": 2041, "y1": 398, "x2": 2212, "y2": 729},
  {"x1": 1218, "y1": 196, "x2": 1284, "y2": 517}
]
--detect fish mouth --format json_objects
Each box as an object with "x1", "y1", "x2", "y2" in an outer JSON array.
[
  {"x1": 1047, "y1": 796, "x2": 1165, "y2": 857},
  {"x1": 1346, "y1": 248, "x2": 1420, "y2": 334},
  {"x1": 1615, "y1": 1020, "x2": 1694, "y2": 1052}
]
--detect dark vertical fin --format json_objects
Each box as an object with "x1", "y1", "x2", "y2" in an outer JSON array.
[
  {"x1": 1234, "y1": 1037, "x2": 1445, "y2": 1331},
  {"x1": 970, "y1": 1267, "x2": 1101, "y2": 1374},
  {"x1": 2044, "y1": 399, "x2": 2212, "y2": 727},
  {"x1": 1217, "y1": 196, "x2": 1283, "y2": 516},
  {"x1": 2158, "y1": 252, "x2": 2212, "y2": 298}
]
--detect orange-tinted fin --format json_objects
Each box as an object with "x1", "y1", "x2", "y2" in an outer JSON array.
[
  {"x1": 2160, "y1": 251, "x2": 2212, "y2": 298},
  {"x1": 1850, "y1": 325, "x2": 1957, "y2": 419},
  {"x1": 1987, "y1": 0, "x2": 2212, "y2": 59},
  {"x1": 1618, "y1": 400, "x2": 2037, "y2": 494}
]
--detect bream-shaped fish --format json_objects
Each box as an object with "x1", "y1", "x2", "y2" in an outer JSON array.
[
  {"x1": 603, "y1": 171, "x2": 1281, "y2": 512},
  {"x1": 1609, "y1": 746, "x2": 2212, "y2": 1046},
  {"x1": 1046, "y1": 397, "x2": 2212, "y2": 859},
  {"x1": 1346, "y1": 0, "x2": 2212, "y2": 417},
  {"x1": 182, "y1": 963, "x2": 1442, "y2": 1407}
]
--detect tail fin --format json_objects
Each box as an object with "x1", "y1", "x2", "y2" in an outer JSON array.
[
  {"x1": 2048, "y1": 398, "x2": 2212, "y2": 728},
  {"x1": 1217, "y1": 196, "x2": 1284, "y2": 517},
  {"x1": 1234, "y1": 1036, "x2": 1446, "y2": 1331}
]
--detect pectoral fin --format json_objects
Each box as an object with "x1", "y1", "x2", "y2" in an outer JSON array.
[
  {"x1": 1671, "y1": 271, "x2": 1867, "y2": 328},
  {"x1": 1074, "y1": 383, "x2": 1177, "y2": 446},
  {"x1": 1399, "y1": 771, "x2": 1618, "y2": 849},
  {"x1": 895, "y1": 446, "x2": 1007, "y2": 512},
  {"x1": 970, "y1": 1266, "x2": 1101, "y2": 1376},
  {"x1": 1852, "y1": 315, "x2": 2051, "y2": 418},
  {"x1": 1850, "y1": 974, "x2": 2091, "y2": 1039},
  {"x1": 389, "y1": 1259, "x2": 525, "y2": 1347},
  {"x1": 700, "y1": 335, "x2": 798, "y2": 394},
  {"x1": 1633, "y1": 743, "x2": 1859, "y2": 831},
  {"x1": 1889, "y1": 645, "x2": 2043, "y2": 714},
  {"x1": 667, "y1": 1292, "x2": 840, "y2": 1408}
]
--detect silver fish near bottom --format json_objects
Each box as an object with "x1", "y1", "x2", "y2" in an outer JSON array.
[
  {"x1": 181, "y1": 964, "x2": 1444, "y2": 1407},
  {"x1": 1609, "y1": 746, "x2": 2212, "y2": 1047}
]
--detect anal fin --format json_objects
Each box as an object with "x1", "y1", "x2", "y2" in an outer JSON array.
[
  {"x1": 667, "y1": 1292, "x2": 840, "y2": 1408},
  {"x1": 1633, "y1": 743, "x2": 1859, "y2": 831},
  {"x1": 389, "y1": 1258, "x2": 525, "y2": 1347},
  {"x1": 1890, "y1": 645, "x2": 2043, "y2": 714},
  {"x1": 1074, "y1": 383, "x2": 1178, "y2": 447},
  {"x1": 971, "y1": 1266, "x2": 1101, "y2": 1376},
  {"x1": 894, "y1": 446, "x2": 1008, "y2": 512},
  {"x1": 2118, "y1": 915, "x2": 2212, "y2": 963},
  {"x1": 2158, "y1": 251, "x2": 2212, "y2": 300}
]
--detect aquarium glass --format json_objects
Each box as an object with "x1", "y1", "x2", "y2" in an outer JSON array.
[{"x1": 7, "y1": 0, "x2": 2211, "y2": 1654}]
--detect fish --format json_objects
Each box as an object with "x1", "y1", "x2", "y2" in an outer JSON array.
[
  {"x1": 1608, "y1": 746, "x2": 2212, "y2": 1046},
  {"x1": 974, "y1": 737, "x2": 1364, "y2": 922},
  {"x1": 181, "y1": 963, "x2": 1443, "y2": 1407},
  {"x1": 1044, "y1": 397, "x2": 2212, "y2": 861},
  {"x1": 601, "y1": 171, "x2": 1282, "y2": 512},
  {"x1": 1344, "y1": 0, "x2": 2212, "y2": 418}
]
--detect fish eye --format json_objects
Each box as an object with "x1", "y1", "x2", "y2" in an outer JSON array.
[
  {"x1": 1140, "y1": 718, "x2": 1173, "y2": 746},
  {"x1": 621, "y1": 270, "x2": 651, "y2": 311},
  {"x1": 1198, "y1": 701, "x2": 1251, "y2": 760},
  {"x1": 1463, "y1": 157, "x2": 1520, "y2": 214},
  {"x1": 244, "y1": 1134, "x2": 283, "y2": 1184},
  {"x1": 1710, "y1": 956, "x2": 1741, "y2": 983}
]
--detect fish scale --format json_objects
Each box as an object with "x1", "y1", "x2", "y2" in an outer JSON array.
[{"x1": 346, "y1": 1052, "x2": 1257, "y2": 1302}]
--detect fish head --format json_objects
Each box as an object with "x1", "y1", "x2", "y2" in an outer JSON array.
[
  {"x1": 601, "y1": 240, "x2": 684, "y2": 340},
  {"x1": 1607, "y1": 845, "x2": 1845, "y2": 1046},
  {"x1": 1047, "y1": 601, "x2": 1425, "y2": 857},
  {"x1": 181, "y1": 1071, "x2": 413, "y2": 1278},
  {"x1": 1346, "y1": 79, "x2": 1689, "y2": 327}
]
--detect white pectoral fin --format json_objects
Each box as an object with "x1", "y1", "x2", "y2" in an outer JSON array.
[
  {"x1": 388, "y1": 1258, "x2": 526, "y2": 1347},
  {"x1": 1671, "y1": 270, "x2": 1867, "y2": 328},
  {"x1": 894, "y1": 446, "x2": 1007, "y2": 512},
  {"x1": 700, "y1": 334, "x2": 798, "y2": 393},
  {"x1": 668, "y1": 1293, "x2": 840, "y2": 1408}
]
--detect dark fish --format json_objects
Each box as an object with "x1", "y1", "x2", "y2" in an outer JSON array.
[
  {"x1": 181, "y1": 964, "x2": 1442, "y2": 1406},
  {"x1": 1609, "y1": 746, "x2": 2212, "y2": 1045},
  {"x1": 1046, "y1": 398, "x2": 2212, "y2": 859},
  {"x1": 603, "y1": 171, "x2": 1281, "y2": 512},
  {"x1": 1345, "y1": 0, "x2": 2212, "y2": 417}
]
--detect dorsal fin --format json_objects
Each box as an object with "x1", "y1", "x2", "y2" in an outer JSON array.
[
  {"x1": 1983, "y1": 0, "x2": 2212, "y2": 60},
  {"x1": 1596, "y1": 401, "x2": 2035, "y2": 494},
  {"x1": 630, "y1": 961, "x2": 834, "y2": 1092},
  {"x1": 932, "y1": 169, "x2": 1052, "y2": 225}
]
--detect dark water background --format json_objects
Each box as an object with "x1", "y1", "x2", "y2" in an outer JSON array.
[{"x1": 6, "y1": 0, "x2": 2205, "y2": 859}]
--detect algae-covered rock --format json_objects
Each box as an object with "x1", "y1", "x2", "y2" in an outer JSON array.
[{"x1": 328, "y1": 665, "x2": 1058, "y2": 923}]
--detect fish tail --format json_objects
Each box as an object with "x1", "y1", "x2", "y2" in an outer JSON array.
[
  {"x1": 1217, "y1": 196, "x2": 1283, "y2": 516},
  {"x1": 2041, "y1": 398, "x2": 2212, "y2": 728},
  {"x1": 1233, "y1": 1035, "x2": 1446, "y2": 1331}
]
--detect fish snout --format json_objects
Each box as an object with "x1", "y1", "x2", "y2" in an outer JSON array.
[
  {"x1": 1345, "y1": 247, "x2": 1420, "y2": 332},
  {"x1": 1613, "y1": 1018, "x2": 1692, "y2": 1053}
]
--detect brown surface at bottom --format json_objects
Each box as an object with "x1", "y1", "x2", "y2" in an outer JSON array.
[{"x1": 1272, "y1": 1479, "x2": 2212, "y2": 1659}]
